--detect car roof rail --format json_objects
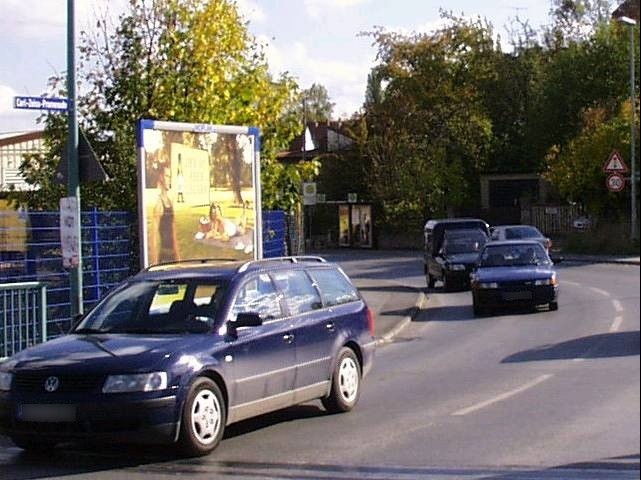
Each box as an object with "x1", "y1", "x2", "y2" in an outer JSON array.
[
  {"x1": 144, "y1": 258, "x2": 238, "y2": 272},
  {"x1": 238, "y1": 255, "x2": 326, "y2": 273}
]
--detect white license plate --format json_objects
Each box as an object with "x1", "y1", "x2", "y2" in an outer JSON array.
[
  {"x1": 18, "y1": 404, "x2": 76, "y2": 422},
  {"x1": 503, "y1": 291, "x2": 532, "y2": 301}
]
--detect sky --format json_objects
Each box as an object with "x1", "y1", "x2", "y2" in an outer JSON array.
[{"x1": 0, "y1": 0, "x2": 555, "y2": 134}]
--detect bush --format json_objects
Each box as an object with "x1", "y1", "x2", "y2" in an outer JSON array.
[{"x1": 558, "y1": 222, "x2": 640, "y2": 255}]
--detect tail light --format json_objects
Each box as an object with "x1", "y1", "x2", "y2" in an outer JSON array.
[{"x1": 366, "y1": 307, "x2": 375, "y2": 337}]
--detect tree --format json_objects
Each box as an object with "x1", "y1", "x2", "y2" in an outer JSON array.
[
  {"x1": 359, "y1": 14, "x2": 496, "y2": 230},
  {"x1": 15, "y1": 0, "x2": 302, "y2": 213},
  {"x1": 293, "y1": 83, "x2": 335, "y2": 122}
]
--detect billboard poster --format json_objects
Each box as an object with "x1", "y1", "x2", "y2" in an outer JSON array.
[{"x1": 137, "y1": 119, "x2": 261, "y2": 268}]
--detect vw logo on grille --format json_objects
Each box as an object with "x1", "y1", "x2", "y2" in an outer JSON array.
[{"x1": 44, "y1": 376, "x2": 60, "y2": 392}]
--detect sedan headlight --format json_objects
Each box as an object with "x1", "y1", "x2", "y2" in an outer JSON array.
[
  {"x1": 535, "y1": 275, "x2": 557, "y2": 286},
  {"x1": 103, "y1": 372, "x2": 168, "y2": 393},
  {"x1": 449, "y1": 264, "x2": 466, "y2": 271},
  {"x1": 478, "y1": 282, "x2": 499, "y2": 289},
  {"x1": 0, "y1": 371, "x2": 13, "y2": 392}
]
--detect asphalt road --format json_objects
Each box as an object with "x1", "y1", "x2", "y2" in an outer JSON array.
[{"x1": 0, "y1": 251, "x2": 638, "y2": 480}]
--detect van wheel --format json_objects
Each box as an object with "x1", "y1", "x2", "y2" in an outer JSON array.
[
  {"x1": 549, "y1": 301, "x2": 558, "y2": 311},
  {"x1": 426, "y1": 272, "x2": 435, "y2": 289},
  {"x1": 178, "y1": 377, "x2": 226, "y2": 457},
  {"x1": 322, "y1": 347, "x2": 361, "y2": 413}
]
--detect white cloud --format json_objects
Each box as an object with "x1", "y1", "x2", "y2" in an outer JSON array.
[
  {"x1": 0, "y1": 84, "x2": 42, "y2": 133},
  {"x1": 258, "y1": 35, "x2": 373, "y2": 118},
  {"x1": 303, "y1": 0, "x2": 370, "y2": 19},
  {"x1": 235, "y1": 0, "x2": 266, "y2": 25}
]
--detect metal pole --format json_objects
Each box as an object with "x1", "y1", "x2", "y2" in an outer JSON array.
[
  {"x1": 629, "y1": 24, "x2": 637, "y2": 241},
  {"x1": 67, "y1": 0, "x2": 83, "y2": 316}
]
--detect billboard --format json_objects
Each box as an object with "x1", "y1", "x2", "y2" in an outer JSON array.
[{"x1": 137, "y1": 120, "x2": 261, "y2": 268}]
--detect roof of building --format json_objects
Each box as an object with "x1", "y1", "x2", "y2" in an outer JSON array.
[{"x1": 277, "y1": 121, "x2": 354, "y2": 162}]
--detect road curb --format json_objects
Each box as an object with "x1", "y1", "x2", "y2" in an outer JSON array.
[{"x1": 376, "y1": 290, "x2": 426, "y2": 346}]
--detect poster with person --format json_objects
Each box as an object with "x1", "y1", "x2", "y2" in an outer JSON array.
[{"x1": 137, "y1": 120, "x2": 261, "y2": 267}]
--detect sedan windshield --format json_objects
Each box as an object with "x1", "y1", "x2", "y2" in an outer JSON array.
[
  {"x1": 480, "y1": 243, "x2": 550, "y2": 267},
  {"x1": 74, "y1": 280, "x2": 227, "y2": 334}
]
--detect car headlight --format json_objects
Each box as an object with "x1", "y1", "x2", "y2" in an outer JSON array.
[
  {"x1": 102, "y1": 372, "x2": 168, "y2": 393},
  {"x1": 478, "y1": 282, "x2": 499, "y2": 289},
  {"x1": 0, "y1": 371, "x2": 13, "y2": 392},
  {"x1": 535, "y1": 275, "x2": 557, "y2": 286},
  {"x1": 449, "y1": 264, "x2": 465, "y2": 271}
]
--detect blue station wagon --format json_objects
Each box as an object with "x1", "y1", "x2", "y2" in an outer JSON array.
[{"x1": 0, "y1": 256, "x2": 376, "y2": 456}]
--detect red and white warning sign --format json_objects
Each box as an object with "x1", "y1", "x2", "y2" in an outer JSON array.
[
  {"x1": 603, "y1": 150, "x2": 628, "y2": 173},
  {"x1": 606, "y1": 173, "x2": 626, "y2": 192}
]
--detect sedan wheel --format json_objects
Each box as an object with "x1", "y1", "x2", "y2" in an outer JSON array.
[
  {"x1": 178, "y1": 377, "x2": 226, "y2": 456},
  {"x1": 322, "y1": 347, "x2": 361, "y2": 413}
]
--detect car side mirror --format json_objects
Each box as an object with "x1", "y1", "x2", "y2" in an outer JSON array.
[{"x1": 227, "y1": 312, "x2": 262, "y2": 338}]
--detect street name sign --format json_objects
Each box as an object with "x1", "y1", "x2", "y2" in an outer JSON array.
[
  {"x1": 603, "y1": 150, "x2": 628, "y2": 173},
  {"x1": 13, "y1": 96, "x2": 69, "y2": 111},
  {"x1": 606, "y1": 173, "x2": 626, "y2": 192}
]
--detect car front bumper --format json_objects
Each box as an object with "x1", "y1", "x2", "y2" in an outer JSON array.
[
  {"x1": 473, "y1": 284, "x2": 558, "y2": 308},
  {"x1": 0, "y1": 392, "x2": 179, "y2": 444}
]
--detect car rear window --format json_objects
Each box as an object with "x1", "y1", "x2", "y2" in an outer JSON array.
[
  {"x1": 505, "y1": 226, "x2": 540, "y2": 239},
  {"x1": 308, "y1": 268, "x2": 360, "y2": 307}
]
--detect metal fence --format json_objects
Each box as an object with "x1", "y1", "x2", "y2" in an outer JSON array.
[{"x1": 1, "y1": 282, "x2": 47, "y2": 359}]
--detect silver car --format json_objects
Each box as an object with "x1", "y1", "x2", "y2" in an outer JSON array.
[{"x1": 490, "y1": 225, "x2": 551, "y2": 252}]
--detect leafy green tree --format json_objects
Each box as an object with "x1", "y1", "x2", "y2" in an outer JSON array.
[
  {"x1": 293, "y1": 83, "x2": 335, "y2": 122},
  {"x1": 15, "y1": 0, "x2": 302, "y2": 213},
  {"x1": 544, "y1": 104, "x2": 634, "y2": 217},
  {"x1": 359, "y1": 14, "x2": 496, "y2": 230}
]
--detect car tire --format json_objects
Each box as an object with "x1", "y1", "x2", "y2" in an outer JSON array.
[
  {"x1": 426, "y1": 272, "x2": 435, "y2": 289},
  {"x1": 178, "y1": 377, "x2": 226, "y2": 457},
  {"x1": 442, "y1": 272, "x2": 450, "y2": 291},
  {"x1": 473, "y1": 300, "x2": 484, "y2": 316},
  {"x1": 10, "y1": 435, "x2": 58, "y2": 451},
  {"x1": 322, "y1": 347, "x2": 361, "y2": 414},
  {"x1": 549, "y1": 301, "x2": 558, "y2": 311}
]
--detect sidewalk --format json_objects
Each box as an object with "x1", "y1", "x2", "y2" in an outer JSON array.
[{"x1": 560, "y1": 254, "x2": 640, "y2": 265}]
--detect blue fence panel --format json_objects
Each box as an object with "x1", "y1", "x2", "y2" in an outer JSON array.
[
  {"x1": 1, "y1": 209, "x2": 286, "y2": 340},
  {"x1": 263, "y1": 210, "x2": 286, "y2": 258}
]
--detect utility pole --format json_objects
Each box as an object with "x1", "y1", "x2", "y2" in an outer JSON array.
[
  {"x1": 67, "y1": 0, "x2": 83, "y2": 316},
  {"x1": 617, "y1": 16, "x2": 638, "y2": 241}
]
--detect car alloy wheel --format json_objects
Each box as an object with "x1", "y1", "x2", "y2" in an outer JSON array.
[
  {"x1": 179, "y1": 377, "x2": 226, "y2": 456},
  {"x1": 322, "y1": 347, "x2": 361, "y2": 413}
]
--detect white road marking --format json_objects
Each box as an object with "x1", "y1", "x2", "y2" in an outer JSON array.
[
  {"x1": 452, "y1": 374, "x2": 553, "y2": 416},
  {"x1": 610, "y1": 316, "x2": 624, "y2": 332},
  {"x1": 563, "y1": 280, "x2": 581, "y2": 287},
  {"x1": 612, "y1": 299, "x2": 624, "y2": 312},
  {"x1": 590, "y1": 287, "x2": 611, "y2": 297}
]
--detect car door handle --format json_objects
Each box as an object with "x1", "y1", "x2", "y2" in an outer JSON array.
[
  {"x1": 325, "y1": 322, "x2": 336, "y2": 332},
  {"x1": 282, "y1": 333, "x2": 294, "y2": 343}
]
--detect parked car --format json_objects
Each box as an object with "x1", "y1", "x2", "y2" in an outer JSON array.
[
  {"x1": 490, "y1": 224, "x2": 552, "y2": 252},
  {"x1": 430, "y1": 228, "x2": 488, "y2": 291},
  {"x1": 470, "y1": 240, "x2": 560, "y2": 316},
  {"x1": 423, "y1": 218, "x2": 490, "y2": 289},
  {"x1": 0, "y1": 256, "x2": 375, "y2": 456}
]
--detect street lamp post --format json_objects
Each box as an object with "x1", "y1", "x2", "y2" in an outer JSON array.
[{"x1": 617, "y1": 16, "x2": 638, "y2": 241}]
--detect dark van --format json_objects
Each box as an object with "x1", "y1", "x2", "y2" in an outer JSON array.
[{"x1": 423, "y1": 218, "x2": 490, "y2": 289}]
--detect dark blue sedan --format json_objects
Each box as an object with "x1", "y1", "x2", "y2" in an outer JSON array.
[
  {"x1": 0, "y1": 257, "x2": 375, "y2": 456},
  {"x1": 470, "y1": 240, "x2": 560, "y2": 316}
]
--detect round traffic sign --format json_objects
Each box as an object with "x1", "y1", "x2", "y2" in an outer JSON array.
[{"x1": 606, "y1": 173, "x2": 626, "y2": 192}]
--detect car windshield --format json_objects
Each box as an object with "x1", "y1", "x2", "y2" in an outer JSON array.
[
  {"x1": 443, "y1": 232, "x2": 487, "y2": 254},
  {"x1": 479, "y1": 243, "x2": 550, "y2": 267},
  {"x1": 73, "y1": 279, "x2": 227, "y2": 334}
]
